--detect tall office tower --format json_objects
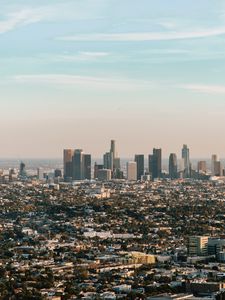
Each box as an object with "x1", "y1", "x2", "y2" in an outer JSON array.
[
  {"x1": 72, "y1": 149, "x2": 84, "y2": 180},
  {"x1": 103, "y1": 152, "x2": 113, "y2": 170},
  {"x1": 188, "y1": 236, "x2": 209, "y2": 256},
  {"x1": 169, "y1": 153, "x2": 178, "y2": 179},
  {"x1": 182, "y1": 144, "x2": 191, "y2": 178},
  {"x1": 104, "y1": 139, "x2": 121, "y2": 178},
  {"x1": 148, "y1": 148, "x2": 162, "y2": 180},
  {"x1": 135, "y1": 154, "x2": 144, "y2": 180},
  {"x1": 214, "y1": 161, "x2": 222, "y2": 176},
  {"x1": 83, "y1": 154, "x2": 91, "y2": 180},
  {"x1": 63, "y1": 149, "x2": 74, "y2": 180},
  {"x1": 197, "y1": 161, "x2": 207, "y2": 173},
  {"x1": 179, "y1": 158, "x2": 185, "y2": 174},
  {"x1": 94, "y1": 163, "x2": 104, "y2": 179},
  {"x1": 110, "y1": 139, "x2": 116, "y2": 160},
  {"x1": 114, "y1": 157, "x2": 121, "y2": 169},
  {"x1": 211, "y1": 154, "x2": 218, "y2": 175},
  {"x1": 127, "y1": 161, "x2": 137, "y2": 181},
  {"x1": 19, "y1": 162, "x2": 26, "y2": 177}
]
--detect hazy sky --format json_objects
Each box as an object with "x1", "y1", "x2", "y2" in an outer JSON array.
[{"x1": 1, "y1": 0, "x2": 225, "y2": 158}]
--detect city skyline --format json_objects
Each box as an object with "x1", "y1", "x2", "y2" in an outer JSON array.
[
  {"x1": 1, "y1": 0, "x2": 225, "y2": 158},
  {"x1": 62, "y1": 141, "x2": 225, "y2": 181}
]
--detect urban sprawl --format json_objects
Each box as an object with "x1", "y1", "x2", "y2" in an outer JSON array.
[{"x1": 1, "y1": 141, "x2": 225, "y2": 299}]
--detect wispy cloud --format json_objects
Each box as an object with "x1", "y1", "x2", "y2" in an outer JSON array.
[
  {"x1": 0, "y1": 1, "x2": 105, "y2": 35},
  {"x1": 58, "y1": 26, "x2": 225, "y2": 42},
  {"x1": 0, "y1": 8, "x2": 45, "y2": 34},
  {"x1": 80, "y1": 52, "x2": 110, "y2": 57},
  {"x1": 157, "y1": 20, "x2": 178, "y2": 30},
  {"x1": 12, "y1": 74, "x2": 155, "y2": 90},
  {"x1": 182, "y1": 84, "x2": 225, "y2": 95},
  {"x1": 0, "y1": 0, "x2": 110, "y2": 35},
  {"x1": 51, "y1": 52, "x2": 110, "y2": 62}
]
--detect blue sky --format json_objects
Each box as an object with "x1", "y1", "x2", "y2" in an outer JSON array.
[{"x1": 1, "y1": 0, "x2": 225, "y2": 158}]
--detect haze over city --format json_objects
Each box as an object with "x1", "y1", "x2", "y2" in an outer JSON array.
[
  {"x1": 1, "y1": 0, "x2": 225, "y2": 158},
  {"x1": 3, "y1": 2, "x2": 225, "y2": 299}
]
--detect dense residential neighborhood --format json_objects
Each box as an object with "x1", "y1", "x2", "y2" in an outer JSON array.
[{"x1": 0, "y1": 178, "x2": 225, "y2": 299}]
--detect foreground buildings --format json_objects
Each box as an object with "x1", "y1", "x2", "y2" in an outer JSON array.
[
  {"x1": 2, "y1": 141, "x2": 225, "y2": 298},
  {"x1": 0, "y1": 177, "x2": 225, "y2": 298}
]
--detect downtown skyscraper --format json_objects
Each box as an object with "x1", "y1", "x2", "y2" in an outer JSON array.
[
  {"x1": 103, "y1": 140, "x2": 121, "y2": 179},
  {"x1": 169, "y1": 153, "x2": 178, "y2": 179},
  {"x1": 182, "y1": 144, "x2": 191, "y2": 178},
  {"x1": 134, "y1": 154, "x2": 144, "y2": 180},
  {"x1": 148, "y1": 148, "x2": 162, "y2": 180},
  {"x1": 63, "y1": 149, "x2": 74, "y2": 180}
]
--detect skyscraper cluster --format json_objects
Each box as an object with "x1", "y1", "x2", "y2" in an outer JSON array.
[
  {"x1": 63, "y1": 149, "x2": 91, "y2": 181},
  {"x1": 96, "y1": 140, "x2": 123, "y2": 180},
  {"x1": 63, "y1": 141, "x2": 224, "y2": 182}
]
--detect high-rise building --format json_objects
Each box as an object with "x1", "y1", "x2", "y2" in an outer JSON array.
[
  {"x1": 127, "y1": 161, "x2": 137, "y2": 181},
  {"x1": 19, "y1": 162, "x2": 26, "y2": 177},
  {"x1": 114, "y1": 157, "x2": 121, "y2": 170},
  {"x1": 94, "y1": 163, "x2": 104, "y2": 179},
  {"x1": 188, "y1": 236, "x2": 209, "y2": 256},
  {"x1": 198, "y1": 161, "x2": 207, "y2": 173},
  {"x1": 110, "y1": 140, "x2": 116, "y2": 160},
  {"x1": 63, "y1": 149, "x2": 73, "y2": 180},
  {"x1": 103, "y1": 140, "x2": 121, "y2": 178},
  {"x1": 169, "y1": 153, "x2": 178, "y2": 179},
  {"x1": 211, "y1": 154, "x2": 222, "y2": 176},
  {"x1": 135, "y1": 154, "x2": 144, "y2": 180},
  {"x1": 182, "y1": 144, "x2": 191, "y2": 178},
  {"x1": 83, "y1": 154, "x2": 91, "y2": 180},
  {"x1": 214, "y1": 161, "x2": 222, "y2": 176},
  {"x1": 211, "y1": 154, "x2": 218, "y2": 175},
  {"x1": 98, "y1": 169, "x2": 112, "y2": 181},
  {"x1": 149, "y1": 148, "x2": 162, "y2": 180},
  {"x1": 103, "y1": 152, "x2": 113, "y2": 170},
  {"x1": 72, "y1": 149, "x2": 84, "y2": 180}
]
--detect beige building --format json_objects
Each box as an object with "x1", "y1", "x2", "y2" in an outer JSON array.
[
  {"x1": 127, "y1": 161, "x2": 137, "y2": 181},
  {"x1": 197, "y1": 161, "x2": 207, "y2": 173},
  {"x1": 128, "y1": 252, "x2": 155, "y2": 264},
  {"x1": 211, "y1": 154, "x2": 223, "y2": 176},
  {"x1": 121, "y1": 251, "x2": 155, "y2": 265}
]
